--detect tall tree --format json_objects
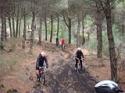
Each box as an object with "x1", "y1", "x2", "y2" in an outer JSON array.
[
  {"x1": 30, "y1": 11, "x2": 35, "y2": 53},
  {"x1": 22, "y1": 8, "x2": 26, "y2": 49},
  {"x1": 0, "y1": 1, "x2": 8, "y2": 50},
  {"x1": 44, "y1": 11, "x2": 48, "y2": 41},
  {"x1": 97, "y1": 0, "x2": 118, "y2": 81},
  {"x1": 95, "y1": 3, "x2": 103, "y2": 58},
  {"x1": 63, "y1": 14, "x2": 72, "y2": 44},
  {"x1": 56, "y1": 15, "x2": 60, "y2": 39},
  {"x1": 76, "y1": 14, "x2": 81, "y2": 47},
  {"x1": 38, "y1": 17, "x2": 42, "y2": 45},
  {"x1": 15, "y1": 5, "x2": 20, "y2": 38},
  {"x1": 82, "y1": 12, "x2": 86, "y2": 45},
  {"x1": 0, "y1": 10, "x2": 6, "y2": 49},
  {"x1": 8, "y1": 16, "x2": 13, "y2": 37},
  {"x1": 50, "y1": 15, "x2": 53, "y2": 42}
]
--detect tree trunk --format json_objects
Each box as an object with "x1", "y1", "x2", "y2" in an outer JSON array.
[
  {"x1": 8, "y1": 16, "x2": 13, "y2": 37},
  {"x1": 82, "y1": 12, "x2": 85, "y2": 45},
  {"x1": 44, "y1": 12, "x2": 47, "y2": 41},
  {"x1": 121, "y1": 24, "x2": 125, "y2": 35},
  {"x1": 77, "y1": 14, "x2": 80, "y2": 47},
  {"x1": 18, "y1": 17, "x2": 22, "y2": 37},
  {"x1": 0, "y1": 13, "x2": 4, "y2": 50},
  {"x1": 15, "y1": 5, "x2": 20, "y2": 38},
  {"x1": 87, "y1": 32, "x2": 90, "y2": 41},
  {"x1": 121, "y1": 3, "x2": 125, "y2": 35},
  {"x1": 96, "y1": 9, "x2": 103, "y2": 58},
  {"x1": 22, "y1": 9, "x2": 26, "y2": 49},
  {"x1": 56, "y1": 15, "x2": 59, "y2": 38},
  {"x1": 12, "y1": 17, "x2": 16, "y2": 37},
  {"x1": 38, "y1": 17, "x2": 42, "y2": 45},
  {"x1": 50, "y1": 15, "x2": 53, "y2": 42},
  {"x1": 105, "y1": 2, "x2": 117, "y2": 81},
  {"x1": 56, "y1": 15, "x2": 60, "y2": 46},
  {"x1": 63, "y1": 15, "x2": 72, "y2": 44},
  {"x1": 4, "y1": 17, "x2": 7, "y2": 40},
  {"x1": 68, "y1": 18, "x2": 71, "y2": 44},
  {"x1": 30, "y1": 11, "x2": 35, "y2": 53}
]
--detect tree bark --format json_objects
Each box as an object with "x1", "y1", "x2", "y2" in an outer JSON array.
[
  {"x1": 121, "y1": 3, "x2": 125, "y2": 35},
  {"x1": 56, "y1": 15, "x2": 60, "y2": 46},
  {"x1": 68, "y1": 17, "x2": 72, "y2": 44},
  {"x1": 50, "y1": 15, "x2": 53, "y2": 42},
  {"x1": 105, "y1": 1, "x2": 117, "y2": 81},
  {"x1": 121, "y1": 24, "x2": 125, "y2": 35},
  {"x1": 38, "y1": 17, "x2": 42, "y2": 45},
  {"x1": 15, "y1": 5, "x2": 20, "y2": 38},
  {"x1": 8, "y1": 16, "x2": 13, "y2": 37},
  {"x1": 56, "y1": 15, "x2": 60, "y2": 38},
  {"x1": 63, "y1": 15, "x2": 72, "y2": 44},
  {"x1": 22, "y1": 8, "x2": 26, "y2": 49},
  {"x1": 82, "y1": 12, "x2": 85, "y2": 45},
  {"x1": 96, "y1": 8, "x2": 103, "y2": 58},
  {"x1": 18, "y1": 17, "x2": 22, "y2": 37},
  {"x1": 77, "y1": 14, "x2": 80, "y2": 47},
  {"x1": 4, "y1": 17, "x2": 7, "y2": 40},
  {"x1": 12, "y1": 17, "x2": 16, "y2": 37},
  {"x1": 44, "y1": 12, "x2": 47, "y2": 41},
  {"x1": 0, "y1": 12, "x2": 4, "y2": 50},
  {"x1": 30, "y1": 11, "x2": 35, "y2": 52},
  {"x1": 87, "y1": 32, "x2": 90, "y2": 41}
]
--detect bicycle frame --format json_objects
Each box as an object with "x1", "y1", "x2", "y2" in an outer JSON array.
[
  {"x1": 37, "y1": 67, "x2": 45, "y2": 85},
  {"x1": 75, "y1": 57, "x2": 84, "y2": 72}
]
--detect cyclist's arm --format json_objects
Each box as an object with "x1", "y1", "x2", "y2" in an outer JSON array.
[
  {"x1": 36, "y1": 57, "x2": 39, "y2": 70},
  {"x1": 45, "y1": 57, "x2": 48, "y2": 68},
  {"x1": 81, "y1": 51, "x2": 84, "y2": 58}
]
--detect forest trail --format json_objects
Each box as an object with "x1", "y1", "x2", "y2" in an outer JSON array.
[{"x1": 0, "y1": 43, "x2": 97, "y2": 93}]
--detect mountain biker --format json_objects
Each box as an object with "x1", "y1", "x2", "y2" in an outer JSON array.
[
  {"x1": 36, "y1": 51, "x2": 48, "y2": 81},
  {"x1": 74, "y1": 47, "x2": 84, "y2": 70},
  {"x1": 95, "y1": 80, "x2": 123, "y2": 93},
  {"x1": 60, "y1": 38, "x2": 65, "y2": 49}
]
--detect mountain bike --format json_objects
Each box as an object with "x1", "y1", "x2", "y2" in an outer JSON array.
[
  {"x1": 37, "y1": 66, "x2": 45, "y2": 85},
  {"x1": 75, "y1": 57, "x2": 84, "y2": 73}
]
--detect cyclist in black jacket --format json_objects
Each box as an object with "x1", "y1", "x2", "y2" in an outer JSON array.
[
  {"x1": 74, "y1": 47, "x2": 84, "y2": 70},
  {"x1": 36, "y1": 51, "x2": 48, "y2": 80}
]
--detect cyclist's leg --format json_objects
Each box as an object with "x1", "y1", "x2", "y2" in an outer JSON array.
[
  {"x1": 80, "y1": 59, "x2": 83, "y2": 70},
  {"x1": 75, "y1": 59, "x2": 78, "y2": 70},
  {"x1": 43, "y1": 74, "x2": 45, "y2": 85},
  {"x1": 36, "y1": 70, "x2": 40, "y2": 81}
]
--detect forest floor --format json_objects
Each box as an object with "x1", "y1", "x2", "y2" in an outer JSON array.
[{"x1": 0, "y1": 41, "x2": 125, "y2": 93}]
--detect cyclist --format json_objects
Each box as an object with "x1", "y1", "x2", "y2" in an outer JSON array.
[
  {"x1": 60, "y1": 38, "x2": 65, "y2": 49},
  {"x1": 74, "y1": 47, "x2": 84, "y2": 71},
  {"x1": 36, "y1": 51, "x2": 48, "y2": 81},
  {"x1": 95, "y1": 80, "x2": 123, "y2": 93}
]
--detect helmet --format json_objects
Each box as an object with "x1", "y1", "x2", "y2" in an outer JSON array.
[
  {"x1": 40, "y1": 51, "x2": 46, "y2": 57},
  {"x1": 95, "y1": 80, "x2": 123, "y2": 93},
  {"x1": 77, "y1": 47, "x2": 82, "y2": 51}
]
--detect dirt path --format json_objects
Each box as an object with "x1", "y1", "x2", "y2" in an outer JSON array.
[
  {"x1": 0, "y1": 43, "x2": 98, "y2": 93},
  {"x1": 35, "y1": 59, "x2": 97, "y2": 93},
  {"x1": 0, "y1": 46, "x2": 74, "y2": 93}
]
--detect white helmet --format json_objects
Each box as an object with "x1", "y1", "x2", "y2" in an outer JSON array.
[
  {"x1": 77, "y1": 47, "x2": 81, "y2": 50},
  {"x1": 40, "y1": 51, "x2": 46, "y2": 56}
]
